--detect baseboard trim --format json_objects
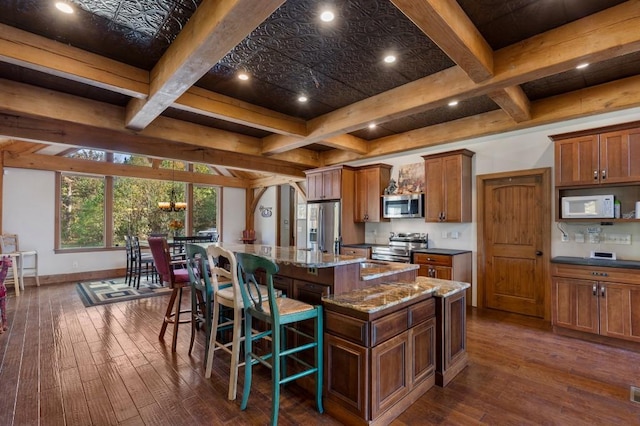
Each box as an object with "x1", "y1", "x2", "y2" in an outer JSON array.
[{"x1": 22, "y1": 268, "x2": 127, "y2": 287}]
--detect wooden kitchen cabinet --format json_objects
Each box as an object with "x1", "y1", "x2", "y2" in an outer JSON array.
[
  {"x1": 553, "y1": 126, "x2": 640, "y2": 187},
  {"x1": 324, "y1": 297, "x2": 435, "y2": 424},
  {"x1": 435, "y1": 291, "x2": 467, "y2": 387},
  {"x1": 305, "y1": 166, "x2": 343, "y2": 201},
  {"x1": 422, "y1": 149, "x2": 474, "y2": 222},
  {"x1": 551, "y1": 262, "x2": 640, "y2": 344},
  {"x1": 354, "y1": 164, "x2": 391, "y2": 223},
  {"x1": 413, "y1": 251, "x2": 472, "y2": 305}
]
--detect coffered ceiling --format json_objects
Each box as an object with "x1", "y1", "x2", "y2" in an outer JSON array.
[{"x1": 0, "y1": 0, "x2": 639, "y2": 183}]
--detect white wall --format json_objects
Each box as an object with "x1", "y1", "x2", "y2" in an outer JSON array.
[
  {"x1": 254, "y1": 186, "x2": 277, "y2": 245},
  {"x1": 356, "y1": 106, "x2": 640, "y2": 305},
  {"x1": 221, "y1": 187, "x2": 246, "y2": 244}
]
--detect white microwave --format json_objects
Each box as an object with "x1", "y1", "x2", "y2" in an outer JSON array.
[{"x1": 561, "y1": 194, "x2": 614, "y2": 219}]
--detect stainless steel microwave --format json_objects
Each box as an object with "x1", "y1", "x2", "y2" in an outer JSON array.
[{"x1": 382, "y1": 194, "x2": 424, "y2": 219}]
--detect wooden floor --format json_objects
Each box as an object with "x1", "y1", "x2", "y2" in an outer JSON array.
[{"x1": 1, "y1": 283, "x2": 639, "y2": 426}]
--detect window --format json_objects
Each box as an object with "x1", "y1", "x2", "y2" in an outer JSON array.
[
  {"x1": 57, "y1": 159, "x2": 220, "y2": 250},
  {"x1": 193, "y1": 185, "x2": 219, "y2": 236},
  {"x1": 59, "y1": 174, "x2": 105, "y2": 248}
]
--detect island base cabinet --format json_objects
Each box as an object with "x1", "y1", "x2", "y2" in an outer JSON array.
[
  {"x1": 435, "y1": 291, "x2": 468, "y2": 387},
  {"x1": 324, "y1": 302, "x2": 436, "y2": 425}
]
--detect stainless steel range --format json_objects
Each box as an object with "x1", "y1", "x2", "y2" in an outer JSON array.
[{"x1": 371, "y1": 232, "x2": 428, "y2": 263}]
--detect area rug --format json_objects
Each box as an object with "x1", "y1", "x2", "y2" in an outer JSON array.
[{"x1": 76, "y1": 278, "x2": 172, "y2": 307}]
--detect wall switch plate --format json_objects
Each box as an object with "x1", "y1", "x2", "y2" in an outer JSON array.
[
  {"x1": 441, "y1": 231, "x2": 448, "y2": 239},
  {"x1": 450, "y1": 231, "x2": 459, "y2": 239}
]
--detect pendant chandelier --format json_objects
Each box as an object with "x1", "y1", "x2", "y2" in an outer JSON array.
[{"x1": 158, "y1": 161, "x2": 187, "y2": 212}]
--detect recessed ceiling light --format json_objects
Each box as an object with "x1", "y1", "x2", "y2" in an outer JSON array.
[
  {"x1": 448, "y1": 100, "x2": 459, "y2": 107},
  {"x1": 55, "y1": 1, "x2": 74, "y2": 14},
  {"x1": 383, "y1": 55, "x2": 396, "y2": 64},
  {"x1": 237, "y1": 72, "x2": 249, "y2": 81},
  {"x1": 576, "y1": 63, "x2": 589, "y2": 70},
  {"x1": 320, "y1": 10, "x2": 335, "y2": 22},
  {"x1": 368, "y1": 123, "x2": 377, "y2": 129},
  {"x1": 298, "y1": 96, "x2": 308, "y2": 103}
]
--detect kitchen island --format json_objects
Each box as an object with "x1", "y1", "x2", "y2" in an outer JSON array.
[
  {"x1": 199, "y1": 243, "x2": 418, "y2": 303},
  {"x1": 322, "y1": 276, "x2": 470, "y2": 425}
]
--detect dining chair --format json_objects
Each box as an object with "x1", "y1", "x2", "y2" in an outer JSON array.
[
  {"x1": 0, "y1": 234, "x2": 39, "y2": 295},
  {"x1": 236, "y1": 252, "x2": 323, "y2": 424},
  {"x1": 124, "y1": 235, "x2": 135, "y2": 286},
  {"x1": 148, "y1": 236, "x2": 191, "y2": 352},
  {"x1": 132, "y1": 236, "x2": 156, "y2": 288}
]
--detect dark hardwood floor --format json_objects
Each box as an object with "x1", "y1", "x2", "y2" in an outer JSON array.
[{"x1": 1, "y1": 282, "x2": 639, "y2": 425}]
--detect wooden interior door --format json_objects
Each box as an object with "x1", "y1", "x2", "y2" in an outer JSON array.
[{"x1": 478, "y1": 169, "x2": 550, "y2": 318}]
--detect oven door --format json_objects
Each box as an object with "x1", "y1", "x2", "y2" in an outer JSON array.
[{"x1": 370, "y1": 252, "x2": 410, "y2": 263}]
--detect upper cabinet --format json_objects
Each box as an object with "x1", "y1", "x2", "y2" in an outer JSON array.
[
  {"x1": 354, "y1": 164, "x2": 391, "y2": 223},
  {"x1": 554, "y1": 127, "x2": 640, "y2": 187},
  {"x1": 422, "y1": 150, "x2": 474, "y2": 223},
  {"x1": 305, "y1": 166, "x2": 343, "y2": 201}
]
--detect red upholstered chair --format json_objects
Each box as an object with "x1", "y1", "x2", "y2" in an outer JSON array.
[{"x1": 148, "y1": 237, "x2": 191, "y2": 352}]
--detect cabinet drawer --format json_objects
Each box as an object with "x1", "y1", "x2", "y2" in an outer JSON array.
[
  {"x1": 325, "y1": 311, "x2": 369, "y2": 346},
  {"x1": 413, "y1": 253, "x2": 452, "y2": 266},
  {"x1": 272, "y1": 275, "x2": 293, "y2": 297},
  {"x1": 408, "y1": 298, "x2": 435, "y2": 327},
  {"x1": 293, "y1": 280, "x2": 331, "y2": 305},
  {"x1": 341, "y1": 246, "x2": 370, "y2": 258},
  {"x1": 371, "y1": 309, "x2": 408, "y2": 346},
  {"x1": 551, "y1": 263, "x2": 640, "y2": 285}
]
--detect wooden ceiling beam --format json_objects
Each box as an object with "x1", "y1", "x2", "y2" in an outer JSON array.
[
  {"x1": 124, "y1": 0, "x2": 285, "y2": 131},
  {"x1": 3, "y1": 152, "x2": 248, "y2": 188},
  {"x1": 391, "y1": 0, "x2": 493, "y2": 82},
  {"x1": 0, "y1": 24, "x2": 148, "y2": 98},
  {"x1": 0, "y1": 78, "x2": 319, "y2": 170},
  {"x1": 487, "y1": 86, "x2": 532, "y2": 123},
  {"x1": 0, "y1": 113, "x2": 308, "y2": 178},
  {"x1": 321, "y1": 74, "x2": 640, "y2": 165}
]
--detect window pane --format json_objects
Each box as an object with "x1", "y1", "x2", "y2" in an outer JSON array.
[
  {"x1": 113, "y1": 177, "x2": 186, "y2": 242},
  {"x1": 193, "y1": 185, "x2": 219, "y2": 239},
  {"x1": 60, "y1": 174, "x2": 105, "y2": 248},
  {"x1": 66, "y1": 149, "x2": 106, "y2": 161}
]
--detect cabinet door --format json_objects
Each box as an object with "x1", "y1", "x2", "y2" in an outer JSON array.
[
  {"x1": 325, "y1": 334, "x2": 369, "y2": 419},
  {"x1": 552, "y1": 277, "x2": 599, "y2": 334},
  {"x1": 293, "y1": 280, "x2": 330, "y2": 305},
  {"x1": 323, "y1": 169, "x2": 342, "y2": 200},
  {"x1": 434, "y1": 266, "x2": 453, "y2": 280},
  {"x1": 599, "y1": 129, "x2": 640, "y2": 184},
  {"x1": 371, "y1": 331, "x2": 409, "y2": 419},
  {"x1": 442, "y1": 154, "x2": 463, "y2": 222},
  {"x1": 409, "y1": 318, "x2": 435, "y2": 386},
  {"x1": 354, "y1": 166, "x2": 389, "y2": 223},
  {"x1": 340, "y1": 246, "x2": 370, "y2": 258},
  {"x1": 424, "y1": 157, "x2": 444, "y2": 222},
  {"x1": 599, "y1": 282, "x2": 640, "y2": 343},
  {"x1": 306, "y1": 172, "x2": 324, "y2": 201},
  {"x1": 354, "y1": 168, "x2": 371, "y2": 222},
  {"x1": 554, "y1": 135, "x2": 599, "y2": 186}
]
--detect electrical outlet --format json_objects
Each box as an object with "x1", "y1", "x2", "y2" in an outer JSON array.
[
  {"x1": 575, "y1": 233, "x2": 585, "y2": 243},
  {"x1": 72, "y1": 261, "x2": 78, "y2": 269},
  {"x1": 561, "y1": 233, "x2": 569, "y2": 242},
  {"x1": 441, "y1": 231, "x2": 448, "y2": 239},
  {"x1": 450, "y1": 231, "x2": 459, "y2": 239}
]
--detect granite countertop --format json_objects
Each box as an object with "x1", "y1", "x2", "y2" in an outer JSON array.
[
  {"x1": 360, "y1": 261, "x2": 419, "y2": 281},
  {"x1": 551, "y1": 256, "x2": 640, "y2": 269},
  {"x1": 323, "y1": 276, "x2": 470, "y2": 314},
  {"x1": 196, "y1": 242, "x2": 365, "y2": 268},
  {"x1": 412, "y1": 248, "x2": 472, "y2": 255}
]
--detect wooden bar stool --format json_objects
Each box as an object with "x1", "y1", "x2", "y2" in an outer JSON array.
[{"x1": 148, "y1": 237, "x2": 191, "y2": 352}]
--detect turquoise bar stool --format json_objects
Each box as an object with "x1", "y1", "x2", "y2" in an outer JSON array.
[{"x1": 236, "y1": 252, "x2": 323, "y2": 425}]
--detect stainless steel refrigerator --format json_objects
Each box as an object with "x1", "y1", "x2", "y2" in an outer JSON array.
[{"x1": 307, "y1": 201, "x2": 341, "y2": 253}]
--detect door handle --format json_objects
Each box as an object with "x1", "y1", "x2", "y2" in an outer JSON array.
[
  {"x1": 601, "y1": 285, "x2": 606, "y2": 298},
  {"x1": 535, "y1": 251, "x2": 543, "y2": 256},
  {"x1": 592, "y1": 284, "x2": 597, "y2": 296}
]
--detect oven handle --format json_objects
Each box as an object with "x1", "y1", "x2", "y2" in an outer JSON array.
[{"x1": 371, "y1": 253, "x2": 410, "y2": 263}]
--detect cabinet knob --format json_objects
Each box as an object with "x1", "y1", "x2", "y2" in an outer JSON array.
[
  {"x1": 535, "y1": 251, "x2": 543, "y2": 256},
  {"x1": 593, "y1": 170, "x2": 598, "y2": 180},
  {"x1": 592, "y1": 284, "x2": 597, "y2": 296},
  {"x1": 601, "y1": 285, "x2": 606, "y2": 297},
  {"x1": 601, "y1": 170, "x2": 606, "y2": 180}
]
